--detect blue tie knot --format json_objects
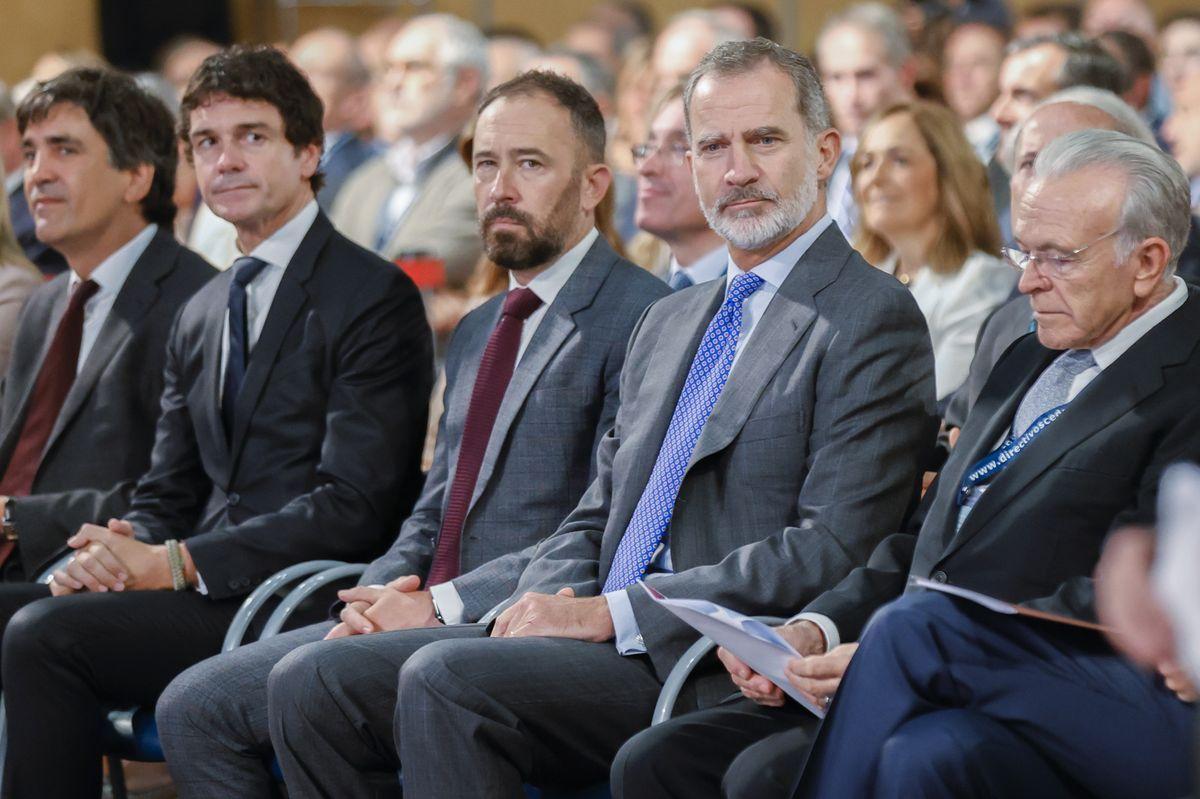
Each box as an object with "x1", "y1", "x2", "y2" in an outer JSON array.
[
  {"x1": 726, "y1": 272, "x2": 764, "y2": 306},
  {"x1": 231, "y1": 257, "x2": 269, "y2": 289}
]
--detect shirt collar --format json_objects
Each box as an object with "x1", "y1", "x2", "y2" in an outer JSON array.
[
  {"x1": 69, "y1": 223, "x2": 157, "y2": 296},
  {"x1": 722, "y1": 214, "x2": 833, "y2": 294},
  {"x1": 508, "y1": 228, "x2": 599, "y2": 307},
  {"x1": 670, "y1": 245, "x2": 727, "y2": 285},
  {"x1": 386, "y1": 134, "x2": 453, "y2": 185},
  {"x1": 240, "y1": 200, "x2": 320, "y2": 271},
  {"x1": 1090, "y1": 276, "x2": 1189, "y2": 370},
  {"x1": 4, "y1": 170, "x2": 22, "y2": 197}
]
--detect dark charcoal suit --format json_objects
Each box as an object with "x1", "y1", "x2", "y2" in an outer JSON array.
[
  {"x1": 152, "y1": 234, "x2": 670, "y2": 798},
  {"x1": 0, "y1": 230, "x2": 215, "y2": 581},
  {"x1": 0, "y1": 210, "x2": 433, "y2": 798}
]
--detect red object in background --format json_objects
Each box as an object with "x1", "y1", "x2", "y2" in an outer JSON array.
[{"x1": 395, "y1": 254, "x2": 446, "y2": 290}]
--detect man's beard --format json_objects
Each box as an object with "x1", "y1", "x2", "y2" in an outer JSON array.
[
  {"x1": 696, "y1": 144, "x2": 819, "y2": 251},
  {"x1": 481, "y1": 176, "x2": 581, "y2": 270}
]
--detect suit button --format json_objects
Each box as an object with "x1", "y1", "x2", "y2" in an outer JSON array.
[
  {"x1": 932, "y1": 571, "x2": 948, "y2": 584},
  {"x1": 227, "y1": 492, "x2": 240, "y2": 507}
]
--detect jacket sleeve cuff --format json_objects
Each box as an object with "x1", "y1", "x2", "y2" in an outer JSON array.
[
  {"x1": 429, "y1": 581, "x2": 466, "y2": 625},
  {"x1": 788, "y1": 612, "x2": 840, "y2": 651}
]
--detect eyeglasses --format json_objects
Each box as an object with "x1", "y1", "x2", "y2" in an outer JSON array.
[
  {"x1": 631, "y1": 140, "x2": 690, "y2": 166},
  {"x1": 1001, "y1": 228, "x2": 1122, "y2": 278}
]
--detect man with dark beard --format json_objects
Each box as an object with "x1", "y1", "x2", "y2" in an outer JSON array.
[
  {"x1": 153, "y1": 71, "x2": 669, "y2": 797},
  {"x1": 257, "y1": 39, "x2": 935, "y2": 799}
]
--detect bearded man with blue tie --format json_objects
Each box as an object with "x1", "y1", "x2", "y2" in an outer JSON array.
[{"x1": 261, "y1": 38, "x2": 937, "y2": 799}]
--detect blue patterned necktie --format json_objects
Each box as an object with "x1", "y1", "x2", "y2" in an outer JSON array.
[
  {"x1": 222, "y1": 256, "x2": 269, "y2": 438},
  {"x1": 603, "y1": 271, "x2": 764, "y2": 592}
]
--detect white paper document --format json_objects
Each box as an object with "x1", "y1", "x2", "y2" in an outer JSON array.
[
  {"x1": 907, "y1": 576, "x2": 1018, "y2": 614},
  {"x1": 1154, "y1": 462, "x2": 1200, "y2": 683},
  {"x1": 640, "y1": 583, "x2": 826, "y2": 718}
]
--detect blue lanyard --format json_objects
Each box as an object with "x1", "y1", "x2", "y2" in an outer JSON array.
[{"x1": 956, "y1": 404, "x2": 1067, "y2": 506}]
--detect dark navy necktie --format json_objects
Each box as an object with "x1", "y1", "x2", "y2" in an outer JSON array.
[{"x1": 222, "y1": 257, "x2": 269, "y2": 439}]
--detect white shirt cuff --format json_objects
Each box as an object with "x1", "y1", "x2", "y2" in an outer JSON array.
[
  {"x1": 788, "y1": 612, "x2": 840, "y2": 651},
  {"x1": 195, "y1": 570, "x2": 208, "y2": 596},
  {"x1": 604, "y1": 590, "x2": 646, "y2": 655},
  {"x1": 429, "y1": 581, "x2": 466, "y2": 625}
]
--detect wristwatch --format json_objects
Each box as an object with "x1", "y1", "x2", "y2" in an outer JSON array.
[{"x1": 2, "y1": 501, "x2": 17, "y2": 541}]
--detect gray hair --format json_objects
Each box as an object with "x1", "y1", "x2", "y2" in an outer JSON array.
[
  {"x1": 1009, "y1": 86, "x2": 1156, "y2": 170},
  {"x1": 1034, "y1": 129, "x2": 1191, "y2": 276},
  {"x1": 683, "y1": 38, "x2": 832, "y2": 141},
  {"x1": 818, "y1": 2, "x2": 911, "y2": 68},
  {"x1": 1007, "y1": 33, "x2": 1127, "y2": 95},
  {"x1": 405, "y1": 14, "x2": 489, "y2": 95}
]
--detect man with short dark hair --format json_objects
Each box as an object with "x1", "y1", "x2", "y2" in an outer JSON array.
[
  {"x1": 0, "y1": 47, "x2": 432, "y2": 797},
  {"x1": 0, "y1": 69, "x2": 215, "y2": 592},
  {"x1": 152, "y1": 70, "x2": 671, "y2": 797},
  {"x1": 260, "y1": 38, "x2": 933, "y2": 799}
]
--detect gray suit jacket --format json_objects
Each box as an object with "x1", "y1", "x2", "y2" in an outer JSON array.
[
  {"x1": 330, "y1": 144, "x2": 481, "y2": 289},
  {"x1": 0, "y1": 231, "x2": 215, "y2": 577},
  {"x1": 362, "y1": 237, "x2": 671, "y2": 620},
  {"x1": 505, "y1": 225, "x2": 937, "y2": 687}
]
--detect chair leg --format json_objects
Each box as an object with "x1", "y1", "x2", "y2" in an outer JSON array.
[{"x1": 107, "y1": 755, "x2": 127, "y2": 799}]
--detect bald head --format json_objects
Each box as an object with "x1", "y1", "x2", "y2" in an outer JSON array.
[
  {"x1": 653, "y1": 12, "x2": 741, "y2": 89},
  {"x1": 291, "y1": 27, "x2": 371, "y2": 132}
]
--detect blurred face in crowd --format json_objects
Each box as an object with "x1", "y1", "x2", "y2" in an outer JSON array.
[
  {"x1": 1160, "y1": 19, "x2": 1200, "y2": 101},
  {"x1": 1011, "y1": 102, "x2": 1121, "y2": 212},
  {"x1": 1015, "y1": 167, "x2": 1166, "y2": 350},
  {"x1": 855, "y1": 111, "x2": 940, "y2": 245},
  {"x1": 186, "y1": 94, "x2": 320, "y2": 250},
  {"x1": 377, "y1": 22, "x2": 463, "y2": 143},
  {"x1": 1083, "y1": 0, "x2": 1157, "y2": 41},
  {"x1": 1015, "y1": 13, "x2": 1073, "y2": 41},
  {"x1": 472, "y1": 91, "x2": 609, "y2": 272},
  {"x1": 687, "y1": 62, "x2": 839, "y2": 259},
  {"x1": 1162, "y1": 79, "x2": 1200, "y2": 178},
  {"x1": 291, "y1": 29, "x2": 371, "y2": 133},
  {"x1": 653, "y1": 21, "x2": 722, "y2": 89},
  {"x1": 992, "y1": 43, "x2": 1067, "y2": 155},
  {"x1": 21, "y1": 102, "x2": 153, "y2": 262},
  {"x1": 816, "y1": 24, "x2": 909, "y2": 139},
  {"x1": 635, "y1": 98, "x2": 709, "y2": 245},
  {"x1": 943, "y1": 24, "x2": 1006, "y2": 121},
  {"x1": 486, "y1": 37, "x2": 541, "y2": 90}
]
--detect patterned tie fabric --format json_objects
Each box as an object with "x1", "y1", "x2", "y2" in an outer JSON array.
[
  {"x1": 222, "y1": 257, "x2": 269, "y2": 438},
  {"x1": 956, "y1": 348, "x2": 1096, "y2": 531},
  {"x1": 668, "y1": 271, "x2": 694, "y2": 291},
  {"x1": 603, "y1": 272, "x2": 764, "y2": 593},
  {"x1": 426, "y1": 287, "x2": 544, "y2": 586},
  {"x1": 0, "y1": 278, "x2": 100, "y2": 567},
  {"x1": 1011, "y1": 349, "x2": 1096, "y2": 435}
]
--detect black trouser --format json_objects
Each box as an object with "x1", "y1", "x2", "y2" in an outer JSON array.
[
  {"x1": 611, "y1": 696, "x2": 819, "y2": 799},
  {"x1": 0, "y1": 586, "x2": 241, "y2": 798}
]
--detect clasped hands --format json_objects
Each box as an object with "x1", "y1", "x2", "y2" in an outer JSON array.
[
  {"x1": 718, "y1": 620, "x2": 858, "y2": 709},
  {"x1": 50, "y1": 519, "x2": 177, "y2": 596},
  {"x1": 325, "y1": 575, "x2": 441, "y2": 639}
]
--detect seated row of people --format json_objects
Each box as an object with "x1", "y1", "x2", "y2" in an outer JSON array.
[{"x1": 0, "y1": 37, "x2": 1193, "y2": 798}]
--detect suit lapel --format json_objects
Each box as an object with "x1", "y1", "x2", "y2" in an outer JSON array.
[
  {"x1": 227, "y1": 214, "x2": 328, "y2": 464},
  {"x1": 941, "y1": 290, "x2": 1200, "y2": 561},
  {"x1": 199, "y1": 283, "x2": 231, "y2": 475},
  {"x1": 0, "y1": 278, "x2": 69, "y2": 457},
  {"x1": 686, "y1": 225, "x2": 846, "y2": 469},
  {"x1": 45, "y1": 232, "x2": 174, "y2": 451},
  {"x1": 466, "y1": 238, "x2": 616, "y2": 512}
]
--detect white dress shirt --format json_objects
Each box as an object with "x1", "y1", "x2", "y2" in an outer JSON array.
[
  {"x1": 794, "y1": 275, "x2": 1191, "y2": 650},
  {"x1": 607, "y1": 214, "x2": 835, "y2": 655},
  {"x1": 69, "y1": 224, "x2": 157, "y2": 374},
  {"x1": 964, "y1": 114, "x2": 1001, "y2": 164},
  {"x1": 827, "y1": 139, "x2": 859, "y2": 242},
  {"x1": 667, "y1": 245, "x2": 728, "y2": 288},
  {"x1": 426, "y1": 228, "x2": 599, "y2": 624},
  {"x1": 879, "y1": 251, "x2": 1016, "y2": 399}
]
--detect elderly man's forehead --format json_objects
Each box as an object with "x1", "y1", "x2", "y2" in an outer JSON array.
[
  {"x1": 1019, "y1": 168, "x2": 1125, "y2": 230},
  {"x1": 1018, "y1": 102, "x2": 1119, "y2": 150}
]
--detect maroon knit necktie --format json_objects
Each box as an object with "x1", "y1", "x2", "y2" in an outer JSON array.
[
  {"x1": 426, "y1": 287, "x2": 543, "y2": 586},
  {"x1": 0, "y1": 279, "x2": 100, "y2": 567}
]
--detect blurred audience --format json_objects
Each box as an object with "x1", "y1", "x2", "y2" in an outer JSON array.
[
  {"x1": 1160, "y1": 12, "x2": 1200, "y2": 105},
  {"x1": 1082, "y1": 0, "x2": 1157, "y2": 44},
  {"x1": 652, "y1": 10, "x2": 743, "y2": 90},
  {"x1": 710, "y1": 2, "x2": 778, "y2": 41},
  {"x1": 0, "y1": 187, "x2": 40, "y2": 373},
  {"x1": 1098, "y1": 29, "x2": 1159, "y2": 125},
  {"x1": 332, "y1": 14, "x2": 484, "y2": 291},
  {"x1": 1163, "y1": 76, "x2": 1200, "y2": 212},
  {"x1": 485, "y1": 28, "x2": 542, "y2": 89},
  {"x1": 632, "y1": 83, "x2": 725, "y2": 287},
  {"x1": 854, "y1": 100, "x2": 1010, "y2": 399},
  {"x1": 290, "y1": 28, "x2": 379, "y2": 211},
  {"x1": 155, "y1": 36, "x2": 221, "y2": 104},
  {"x1": 1014, "y1": 3, "x2": 1082, "y2": 40},
  {"x1": 1, "y1": 81, "x2": 67, "y2": 274},
  {"x1": 943, "y1": 22, "x2": 1007, "y2": 162},
  {"x1": 815, "y1": 2, "x2": 915, "y2": 240}
]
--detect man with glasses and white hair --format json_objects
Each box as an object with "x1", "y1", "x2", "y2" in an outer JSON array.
[
  {"x1": 793, "y1": 128, "x2": 1199, "y2": 798},
  {"x1": 331, "y1": 13, "x2": 484, "y2": 289}
]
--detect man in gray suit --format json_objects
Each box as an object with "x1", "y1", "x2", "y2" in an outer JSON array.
[
  {"x1": 154, "y1": 70, "x2": 670, "y2": 797},
  {"x1": 263, "y1": 39, "x2": 936, "y2": 798},
  {"x1": 0, "y1": 69, "x2": 215, "y2": 585}
]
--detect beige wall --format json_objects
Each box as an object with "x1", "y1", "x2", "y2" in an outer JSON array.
[{"x1": 1, "y1": 0, "x2": 99, "y2": 86}]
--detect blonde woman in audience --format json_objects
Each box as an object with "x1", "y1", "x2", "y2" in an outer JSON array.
[
  {"x1": 0, "y1": 190, "x2": 41, "y2": 374},
  {"x1": 854, "y1": 99, "x2": 1013, "y2": 399}
]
